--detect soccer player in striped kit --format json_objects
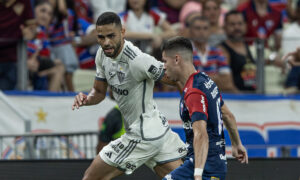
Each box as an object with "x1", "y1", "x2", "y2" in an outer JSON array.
[{"x1": 162, "y1": 36, "x2": 248, "y2": 180}]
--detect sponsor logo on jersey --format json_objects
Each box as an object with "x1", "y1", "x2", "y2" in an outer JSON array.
[
  {"x1": 117, "y1": 71, "x2": 125, "y2": 83},
  {"x1": 201, "y1": 95, "x2": 206, "y2": 112},
  {"x1": 148, "y1": 64, "x2": 163, "y2": 80},
  {"x1": 110, "y1": 85, "x2": 129, "y2": 96},
  {"x1": 148, "y1": 65, "x2": 158, "y2": 75},
  {"x1": 204, "y1": 79, "x2": 214, "y2": 89},
  {"x1": 211, "y1": 86, "x2": 218, "y2": 99}
]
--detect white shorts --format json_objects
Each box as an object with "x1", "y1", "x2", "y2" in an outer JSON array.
[{"x1": 99, "y1": 130, "x2": 187, "y2": 174}]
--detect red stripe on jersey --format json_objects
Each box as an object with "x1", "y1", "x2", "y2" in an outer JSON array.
[{"x1": 149, "y1": 10, "x2": 161, "y2": 25}]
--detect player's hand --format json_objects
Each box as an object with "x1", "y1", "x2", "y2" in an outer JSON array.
[
  {"x1": 72, "y1": 92, "x2": 88, "y2": 110},
  {"x1": 232, "y1": 144, "x2": 248, "y2": 164},
  {"x1": 194, "y1": 175, "x2": 202, "y2": 180}
]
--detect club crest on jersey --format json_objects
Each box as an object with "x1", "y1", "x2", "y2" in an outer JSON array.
[{"x1": 117, "y1": 71, "x2": 125, "y2": 83}]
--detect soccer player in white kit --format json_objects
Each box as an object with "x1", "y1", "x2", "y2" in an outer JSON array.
[{"x1": 72, "y1": 12, "x2": 187, "y2": 180}]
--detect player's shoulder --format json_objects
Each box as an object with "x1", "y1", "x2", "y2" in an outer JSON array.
[
  {"x1": 123, "y1": 40, "x2": 152, "y2": 62},
  {"x1": 189, "y1": 72, "x2": 215, "y2": 94}
]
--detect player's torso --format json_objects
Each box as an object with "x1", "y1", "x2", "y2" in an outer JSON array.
[
  {"x1": 99, "y1": 42, "x2": 169, "y2": 140},
  {"x1": 180, "y1": 72, "x2": 225, "y2": 155}
]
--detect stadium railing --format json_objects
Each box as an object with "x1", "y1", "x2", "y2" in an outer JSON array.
[{"x1": 0, "y1": 131, "x2": 98, "y2": 160}]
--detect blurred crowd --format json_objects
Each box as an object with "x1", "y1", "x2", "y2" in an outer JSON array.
[{"x1": 0, "y1": 0, "x2": 300, "y2": 94}]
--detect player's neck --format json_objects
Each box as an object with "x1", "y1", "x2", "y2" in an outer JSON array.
[
  {"x1": 113, "y1": 40, "x2": 125, "y2": 59},
  {"x1": 179, "y1": 64, "x2": 197, "y2": 85}
]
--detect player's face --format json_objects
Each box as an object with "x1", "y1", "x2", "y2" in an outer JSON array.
[
  {"x1": 225, "y1": 14, "x2": 246, "y2": 41},
  {"x1": 190, "y1": 19, "x2": 210, "y2": 43},
  {"x1": 162, "y1": 51, "x2": 178, "y2": 81},
  {"x1": 96, "y1": 23, "x2": 125, "y2": 58},
  {"x1": 35, "y1": 3, "x2": 53, "y2": 27}
]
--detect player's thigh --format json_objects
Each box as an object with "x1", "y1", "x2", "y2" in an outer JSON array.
[
  {"x1": 83, "y1": 155, "x2": 123, "y2": 180},
  {"x1": 162, "y1": 159, "x2": 194, "y2": 180},
  {"x1": 151, "y1": 131, "x2": 187, "y2": 177},
  {"x1": 100, "y1": 134, "x2": 159, "y2": 175},
  {"x1": 153, "y1": 159, "x2": 183, "y2": 178}
]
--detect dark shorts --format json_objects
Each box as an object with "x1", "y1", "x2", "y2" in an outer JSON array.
[
  {"x1": 285, "y1": 66, "x2": 300, "y2": 89},
  {"x1": 163, "y1": 157, "x2": 226, "y2": 180}
]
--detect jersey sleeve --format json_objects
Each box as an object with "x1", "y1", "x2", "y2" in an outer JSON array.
[
  {"x1": 184, "y1": 90, "x2": 209, "y2": 123},
  {"x1": 99, "y1": 108, "x2": 123, "y2": 142},
  {"x1": 129, "y1": 52, "x2": 165, "y2": 82},
  {"x1": 95, "y1": 48, "x2": 106, "y2": 81}
]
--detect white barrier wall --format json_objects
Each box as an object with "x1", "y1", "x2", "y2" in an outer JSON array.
[
  {"x1": 1, "y1": 92, "x2": 300, "y2": 158},
  {"x1": 1, "y1": 94, "x2": 300, "y2": 134}
]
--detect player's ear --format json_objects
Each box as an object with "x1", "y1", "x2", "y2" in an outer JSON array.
[
  {"x1": 121, "y1": 26, "x2": 126, "y2": 36},
  {"x1": 175, "y1": 55, "x2": 179, "y2": 64}
]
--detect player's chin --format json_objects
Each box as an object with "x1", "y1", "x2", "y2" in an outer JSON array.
[{"x1": 104, "y1": 52, "x2": 115, "y2": 57}]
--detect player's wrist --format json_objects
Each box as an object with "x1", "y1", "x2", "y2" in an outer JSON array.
[{"x1": 194, "y1": 168, "x2": 203, "y2": 176}]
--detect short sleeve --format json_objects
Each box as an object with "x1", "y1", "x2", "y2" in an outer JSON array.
[
  {"x1": 129, "y1": 52, "x2": 164, "y2": 82},
  {"x1": 95, "y1": 48, "x2": 106, "y2": 81},
  {"x1": 185, "y1": 90, "x2": 209, "y2": 123}
]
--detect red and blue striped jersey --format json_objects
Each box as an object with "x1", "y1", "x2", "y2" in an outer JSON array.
[
  {"x1": 75, "y1": 18, "x2": 96, "y2": 69},
  {"x1": 180, "y1": 72, "x2": 225, "y2": 157},
  {"x1": 192, "y1": 43, "x2": 230, "y2": 75},
  {"x1": 49, "y1": 9, "x2": 75, "y2": 47},
  {"x1": 27, "y1": 26, "x2": 51, "y2": 58}
]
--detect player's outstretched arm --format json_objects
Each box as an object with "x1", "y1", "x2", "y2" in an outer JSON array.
[
  {"x1": 221, "y1": 104, "x2": 248, "y2": 164},
  {"x1": 193, "y1": 120, "x2": 209, "y2": 180},
  {"x1": 72, "y1": 80, "x2": 108, "y2": 110}
]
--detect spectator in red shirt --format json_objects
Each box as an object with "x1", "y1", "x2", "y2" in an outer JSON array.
[
  {"x1": 237, "y1": 0, "x2": 283, "y2": 50},
  {"x1": 0, "y1": 0, "x2": 35, "y2": 90}
]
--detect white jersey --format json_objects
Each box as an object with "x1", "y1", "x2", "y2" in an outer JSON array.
[{"x1": 95, "y1": 40, "x2": 169, "y2": 141}]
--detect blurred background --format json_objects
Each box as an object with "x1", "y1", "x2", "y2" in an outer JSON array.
[{"x1": 0, "y1": 0, "x2": 300, "y2": 179}]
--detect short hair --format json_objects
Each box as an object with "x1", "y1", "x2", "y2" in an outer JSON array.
[
  {"x1": 34, "y1": 0, "x2": 51, "y2": 7},
  {"x1": 161, "y1": 36, "x2": 193, "y2": 61},
  {"x1": 224, "y1": 10, "x2": 245, "y2": 23},
  {"x1": 96, "y1": 12, "x2": 122, "y2": 28}
]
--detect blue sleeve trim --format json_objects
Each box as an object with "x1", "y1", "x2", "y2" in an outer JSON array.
[
  {"x1": 191, "y1": 112, "x2": 207, "y2": 123},
  {"x1": 95, "y1": 77, "x2": 107, "y2": 82}
]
